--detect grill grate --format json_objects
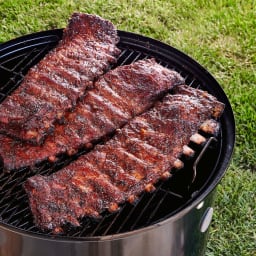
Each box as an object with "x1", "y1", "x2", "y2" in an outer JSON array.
[{"x1": 0, "y1": 30, "x2": 222, "y2": 238}]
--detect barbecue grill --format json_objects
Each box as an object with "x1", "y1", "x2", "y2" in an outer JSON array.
[{"x1": 0, "y1": 29, "x2": 235, "y2": 256}]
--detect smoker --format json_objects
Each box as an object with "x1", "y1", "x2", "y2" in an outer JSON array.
[{"x1": 0, "y1": 29, "x2": 235, "y2": 256}]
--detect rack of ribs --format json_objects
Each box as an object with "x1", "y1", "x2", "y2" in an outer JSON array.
[
  {"x1": 0, "y1": 59, "x2": 184, "y2": 170},
  {"x1": 0, "y1": 13, "x2": 120, "y2": 145},
  {"x1": 24, "y1": 85, "x2": 224, "y2": 233}
]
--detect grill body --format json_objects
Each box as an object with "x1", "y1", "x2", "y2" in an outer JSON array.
[
  {"x1": 1, "y1": 191, "x2": 215, "y2": 256},
  {"x1": 0, "y1": 30, "x2": 235, "y2": 256}
]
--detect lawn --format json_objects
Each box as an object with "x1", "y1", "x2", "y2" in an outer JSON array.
[{"x1": 0, "y1": 0, "x2": 255, "y2": 255}]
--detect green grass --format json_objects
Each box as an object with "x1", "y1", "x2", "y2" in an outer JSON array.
[
  {"x1": 208, "y1": 162, "x2": 256, "y2": 256},
  {"x1": 0, "y1": 0, "x2": 255, "y2": 255}
]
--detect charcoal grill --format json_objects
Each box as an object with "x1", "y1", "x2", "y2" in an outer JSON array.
[{"x1": 0, "y1": 29, "x2": 235, "y2": 256}]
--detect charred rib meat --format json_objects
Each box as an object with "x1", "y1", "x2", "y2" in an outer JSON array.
[
  {"x1": 0, "y1": 13, "x2": 120, "y2": 144},
  {"x1": 24, "y1": 85, "x2": 224, "y2": 233},
  {"x1": 0, "y1": 59, "x2": 184, "y2": 170}
]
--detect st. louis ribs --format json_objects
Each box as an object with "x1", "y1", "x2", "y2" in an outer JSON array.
[
  {"x1": 24, "y1": 85, "x2": 224, "y2": 233},
  {"x1": 0, "y1": 13, "x2": 120, "y2": 144},
  {"x1": 0, "y1": 59, "x2": 184, "y2": 170}
]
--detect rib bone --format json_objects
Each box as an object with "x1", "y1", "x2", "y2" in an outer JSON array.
[
  {"x1": 182, "y1": 145, "x2": 195, "y2": 157},
  {"x1": 190, "y1": 133, "x2": 207, "y2": 145},
  {"x1": 200, "y1": 119, "x2": 220, "y2": 135}
]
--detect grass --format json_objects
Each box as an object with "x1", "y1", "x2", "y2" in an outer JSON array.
[{"x1": 0, "y1": 0, "x2": 255, "y2": 255}]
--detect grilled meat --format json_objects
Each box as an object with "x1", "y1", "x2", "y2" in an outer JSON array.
[
  {"x1": 24, "y1": 85, "x2": 224, "y2": 233},
  {"x1": 0, "y1": 59, "x2": 184, "y2": 170},
  {"x1": 173, "y1": 85, "x2": 224, "y2": 119},
  {"x1": 0, "y1": 13, "x2": 120, "y2": 145}
]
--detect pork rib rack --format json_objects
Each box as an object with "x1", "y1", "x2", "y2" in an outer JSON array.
[
  {"x1": 0, "y1": 59, "x2": 184, "y2": 170},
  {"x1": 24, "y1": 85, "x2": 225, "y2": 233},
  {"x1": 0, "y1": 13, "x2": 120, "y2": 145}
]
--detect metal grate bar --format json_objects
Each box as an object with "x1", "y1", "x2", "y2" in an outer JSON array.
[
  {"x1": 0, "y1": 44, "x2": 56, "y2": 102},
  {"x1": 128, "y1": 183, "x2": 165, "y2": 231}
]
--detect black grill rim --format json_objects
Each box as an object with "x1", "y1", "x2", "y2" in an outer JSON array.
[{"x1": 0, "y1": 29, "x2": 235, "y2": 241}]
